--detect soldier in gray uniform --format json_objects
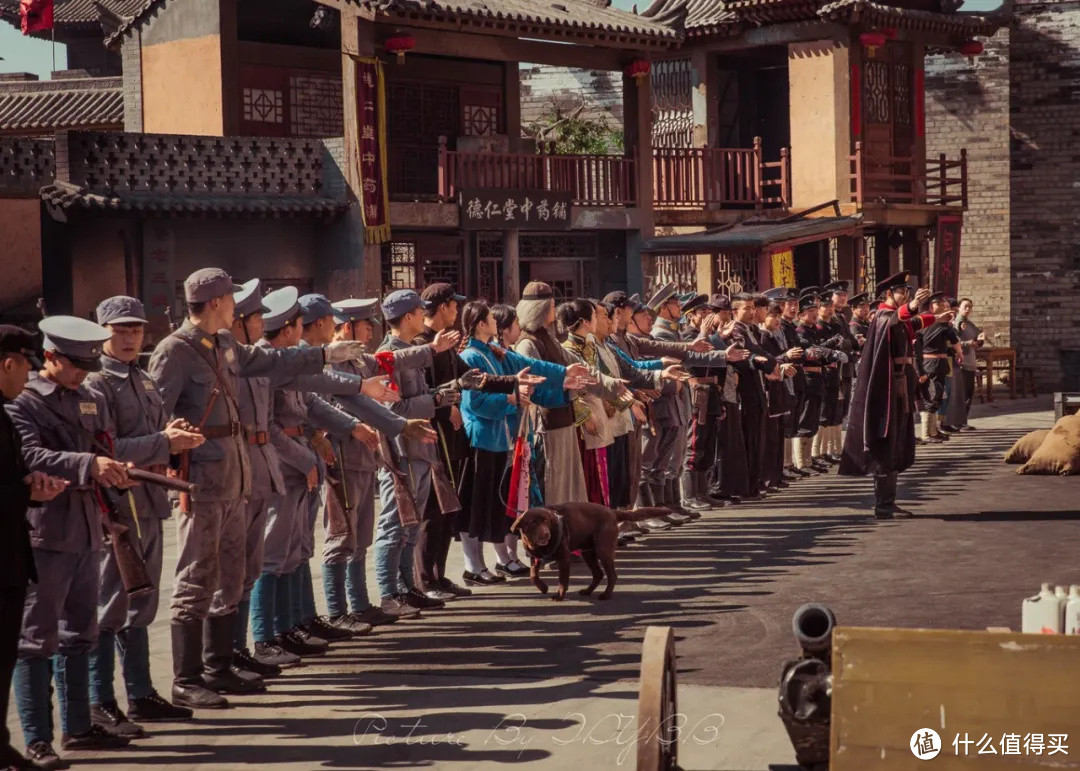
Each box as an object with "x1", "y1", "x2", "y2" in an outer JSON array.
[
  {"x1": 8, "y1": 316, "x2": 135, "y2": 767},
  {"x1": 84, "y1": 297, "x2": 204, "y2": 738},
  {"x1": 148, "y1": 268, "x2": 370, "y2": 710}
]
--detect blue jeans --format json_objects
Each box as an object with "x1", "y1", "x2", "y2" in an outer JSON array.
[
  {"x1": 89, "y1": 627, "x2": 153, "y2": 704},
  {"x1": 374, "y1": 458, "x2": 431, "y2": 599}
]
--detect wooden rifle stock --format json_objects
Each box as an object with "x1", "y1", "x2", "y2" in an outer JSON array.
[
  {"x1": 127, "y1": 467, "x2": 196, "y2": 494},
  {"x1": 430, "y1": 425, "x2": 461, "y2": 515},
  {"x1": 94, "y1": 487, "x2": 155, "y2": 600},
  {"x1": 378, "y1": 435, "x2": 420, "y2": 526}
]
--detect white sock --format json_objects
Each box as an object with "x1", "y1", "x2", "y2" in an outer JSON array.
[
  {"x1": 505, "y1": 534, "x2": 521, "y2": 564},
  {"x1": 493, "y1": 542, "x2": 512, "y2": 566},
  {"x1": 460, "y1": 533, "x2": 486, "y2": 574}
]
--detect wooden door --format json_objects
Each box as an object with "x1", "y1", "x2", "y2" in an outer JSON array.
[
  {"x1": 861, "y1": 42, "x2": 915, "y2": 202},
  {"x1": 388, "y1": 82, "x2": 459, "y2": 197}
]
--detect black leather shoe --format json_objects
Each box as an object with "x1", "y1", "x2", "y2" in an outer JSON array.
[
  {"x1": 252, "y1": 641, "x2": 302, "y2": 669},
  {"x1": 402, "y1": 588, "x2": 444, "y2": 609},
  {"x1": 278, "y1": 630, "x2": 328, "y2": 657},
  {"x1": 326, "y1": 614, "x2": 374, "y2": 636},
  {"x1": 234, "y1": 646, "x2": 283, "y2": 677},
  {"x1": 437, "y1": 578, "x2": 473, "y2": 597},
  {"x1": 25, "y1": 741, "x2": 64, "y2": 770},
  {"x1": 127, "y1": 690, "x2": 193, "y2": 722},
  {"x1": 892, "y1": 506, "x2": 915, "y2": 518},
  {"x1": 90, "y1": 701, "x2": 145, "y2": 738},
  {"x1": 352, "y1": 606, "x2": 400, "y2": 626},
  {"x1": 305, "y1": 616, "x2": 353, "y2": 641},
  {"x1": 171, "y1": 681, "x2": 228, "y2": 710},
  {"x1": 203, "y1": 667, "x2": 265, "y2": 695},
  {"x1": 60, "y1": 725, "x2": 130, "y2": 751},
  {"x1": 423, "y1": 586, "x2": 457, "y2": 602},
  {"x1": 462, "y1": 570, "x2": 504, "y2": 586},
  {"x1": 495, "y1": 562, "x2": 531, "y2": 578},
  {"x1": 379, "y1": 596, "x2": 421, "y2": 619}
]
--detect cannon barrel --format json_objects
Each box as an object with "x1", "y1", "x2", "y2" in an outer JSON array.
[{"x1": 792, "y1": 603, "x2": 836, "y2": 659}]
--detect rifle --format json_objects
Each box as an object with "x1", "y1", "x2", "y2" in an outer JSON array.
[
  {"x1": 430, "y1": 425, "x2": 461, "y2": 515},
  {"x1": 378, "y1": 434, "x2": 420, "y2": 527},
  {"x1": 94, "y1": 486, "x2": 155, "y2": 600},
  {"x1": 324, "y1": 437, "x2": 351, "y2": 538}
]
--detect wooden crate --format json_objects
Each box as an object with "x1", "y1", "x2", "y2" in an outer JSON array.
[{"x1": 831, "y1": 627, "x2": 1080, "y2": 769}]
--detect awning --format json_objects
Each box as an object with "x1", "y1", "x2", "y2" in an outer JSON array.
[{"x1": 642, "y1": 215, "x2": 862, "y2": 254}]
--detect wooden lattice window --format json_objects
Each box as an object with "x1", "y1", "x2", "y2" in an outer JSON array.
[
  {"x1": 829, "y1": 238, "x2": 839, "y2": 283},
  {"x1": 715, "y1": 252, "x2": 758, "y2": 294},
  {"x1": 421, "y1": 258, "x2": 462, "y2": 288},
  {"x1": 864, "y1": 60, "x2": 891, "y2": 125},
  {"x1": 382, "y1": 242, "x2": 417, "y2": 291},
  {"x1": 654, "y1": 254, "x2": 697, "y2": 294},
  {"x1": 651, "y1": 58, "x2": 693, "y2": 149},
  {"x1": 461, "y1": 88, "x2": 501, "y2": 137},
  {"x1": 860, "y1": 235, "x2": 877, "y2": 294}
]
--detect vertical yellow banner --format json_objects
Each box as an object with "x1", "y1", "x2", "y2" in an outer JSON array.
[{"x1": 771, "y1": 248, "x2": 795, "y2": 288}]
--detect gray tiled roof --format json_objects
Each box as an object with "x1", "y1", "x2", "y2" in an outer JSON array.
[
  {"x1": 0, "y1": 0, "x2": 144, "y2": 30},
  {"x1": 0, "y1": 78, "x2": 123, "y2": 134}
]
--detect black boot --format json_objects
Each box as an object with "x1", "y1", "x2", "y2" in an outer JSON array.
[
  {"x1": 675, "y1": 475, "x2": 703, "y2": 518},
  {"x1": 202, "y1": 615, "x2": 265, "y2": 695},
  {"x1": 660, "y1": 480, "x2": 691, "y2": 525},
  {"x1": 872, "y1": 472, "x2": 910, "y2": 518},
  {"x1": 171, "y1": 622, "x2": 228, "y2": 709},
  {"x1": 638, "y1": 480, "x2": 655, "y2": 507}
]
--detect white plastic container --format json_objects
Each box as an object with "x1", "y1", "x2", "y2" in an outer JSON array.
[
  {"x1": 1065, "y1": 586, "x2": 1080, "y2": 635},
  {"x1": 1022, "y1": 583, "x2": 1065, "y2": 634}
]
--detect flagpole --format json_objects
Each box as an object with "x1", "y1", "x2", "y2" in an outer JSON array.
[{"x1": 51, "y1": 23, "x2": 55, "y2": 72}]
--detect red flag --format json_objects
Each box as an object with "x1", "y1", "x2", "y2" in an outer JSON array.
[{"x1": 20, "y1": 0, "x2": 53, "y2": 34}]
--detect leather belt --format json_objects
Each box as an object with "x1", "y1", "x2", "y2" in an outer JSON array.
[
  {"x1": 282, "y1": 426, "x2": 305, "y2": 438},
  {"x1": 893, "y1": 357, "x2": 914, "y2": 365},
  {"x1": 922, "y1": 353, "x2": 948, "y2": 359},
  {"x1": 691, "y1": 377, "x2": 718, "y2": 386},
  {"x1": 542, "y1": 404, "x2": 576, "y2": 431},
  {"x1": 803, "y1": 366, "x2": 822, "y2": 373},
  {"x1": 248, "y1": 431, "x2": 269, "y2": 446},
  {"x1": 202, "y1": 422, "x2": 242, "y2": 439}
]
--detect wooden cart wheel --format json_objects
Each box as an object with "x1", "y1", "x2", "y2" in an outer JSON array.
[{"x1": 637, "y1": 625, "x2": 678, "y2": 771}]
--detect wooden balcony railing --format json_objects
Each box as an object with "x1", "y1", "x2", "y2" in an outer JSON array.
[
  {"x1": 652, "y1": 137, "x2": 791, "y2": 210},
  {"x1": 436, "y1": 138, "x2": 636, "y2": 207},
  {"x1": 850, "y1": 143, "x2": 968, "y2": 208}
]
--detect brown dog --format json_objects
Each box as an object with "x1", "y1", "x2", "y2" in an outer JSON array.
[{"x1": 510, "y1": 503, "x2": 673, "y2": 601}]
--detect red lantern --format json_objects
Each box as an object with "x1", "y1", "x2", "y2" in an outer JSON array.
[
  {"x1": 625, "y1": 58, "x2": 651, "y2": 82},
  {"x1": 384, "y1": 35, "x2": 415, "y2": 64},
  {"x1": 959, "y1": 39, "x2": 984, "y2": 58},
  {"x1": 881, "y1": 27, "x2": 897, "y2": 39},
  {"x1": 859, "y1": 31, "x2": 887, "y2": 58}
]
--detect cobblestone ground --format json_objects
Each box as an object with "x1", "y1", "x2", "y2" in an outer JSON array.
[{"x1": 6, "y1": 396, "x2": 1077, "y2": 770}]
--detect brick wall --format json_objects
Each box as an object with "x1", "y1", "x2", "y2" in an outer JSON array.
[
  {"x1": 122, "y1": 31, "x2": 143, "y2": 132},
  {"x1": 1008, "y1": 0, "x2": 1080, "y2": 389},
  {"x1": 925, "y1": 30, "x2": 1012, "y2": 350}
]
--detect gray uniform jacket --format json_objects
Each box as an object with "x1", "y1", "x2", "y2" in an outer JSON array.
[
  {"x1": 377, "y1": 334, "x2": 437, "y2": 463},
  {"x1": 148, "y1": 320, "x2": 326, "y2": 503},
  {"x1": 6, "y1": 376, "x2": 120, "y2": 553},
  {"x1": 84, "y1": 356, "x2": 172, "y2": 521},
  {"x1": 331, "y1": 345, "x2": 433, "y2": 473}
]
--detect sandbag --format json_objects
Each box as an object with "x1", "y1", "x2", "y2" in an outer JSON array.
[
  {"x1": 1017, "y1": 415, "x2": 1080, "y2": 475},
  {"x1": 1004, "y1": 429, "x2": 1050, "y2": 464}
]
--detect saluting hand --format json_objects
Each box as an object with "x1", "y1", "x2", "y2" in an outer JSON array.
[
  {"x1": 351, "y1": 423, "x2": 379, "y2": 451},
  {"x1": 164, "y1": 418, "x2": 206, "y2": 453},
  {"x1": 515, "y1": 367, "x2": 546, "y2": 388},
  {"x1": 402, "y1": 418, "x2": 438, "y2": 444},
  {"x1": 432, "y1": 329, "x2": 461, "y2": 353},
  {"x1": 725, "y1": 343, "x2": 750, "y2": 363},
  {"x1": 25, "y1": 471, "x2": 68, "y2": 503},
  {"x1": 324, "y1": 340, "x2": 367, "y2": 364},
  {"x1": 689, "y1": 338, "x2": 713, "y2": 354},
  {"x1": 361, "y1": 375, "x2": 400, "y2": 403}
]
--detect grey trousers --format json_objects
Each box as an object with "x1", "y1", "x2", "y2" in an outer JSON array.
[
  {"x1": 98, "y1": 516, "x2": 164, "y2": 633},
  {"x1": 170, "y1": 499, "x2": 246, "y2": 623},
  {"x1": 324, "y1": 470, "x2": 376, "y2": 565},
  {"x1": 641, "y1": 425, "x2": 680, "y2": 486}
]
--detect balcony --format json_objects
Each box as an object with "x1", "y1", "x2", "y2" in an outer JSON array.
[
  {"x1": 652, "y1": 138, "x2": 792, "y2": 211},
  {"x1": 850, "y1": 143, "x2": 968, "y2": 209},
  {"x1": 435, "y1": 140, "x2": 637, "y2": 207}
]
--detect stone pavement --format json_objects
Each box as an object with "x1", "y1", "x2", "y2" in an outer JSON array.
[{"x1": 6, "y1": 396, "x2": 1077, "y2": 770}]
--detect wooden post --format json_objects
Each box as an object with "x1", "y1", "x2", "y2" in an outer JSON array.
[
  {"x1": 780, "y1": 147, "x2": 791, "y2": 207},
  {"x1": 753, "y1": 136, "x2": 763, "y2": 210},
  {"x1": 437, "y1": 135, "x2": 448, "y2": 201},
  {"x1": 502, "y1": 229, "x2": 521, "y2": 303},
  {"x1": 853, "y1": 141, "x2": 863, "y2": 207},
  {"x1": 624, "y1": 67, "x2": 654, "y2": 290},
  {"x1": 938, "y1": 151, "x2": 946, "y2": 207},
  {"x1": 960, "y1": 147, "x2": 968, "y2": 208}
]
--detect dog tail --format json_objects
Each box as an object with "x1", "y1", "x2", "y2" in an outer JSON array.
[{"x1": 615, "y1": 507, "x2": 673, "y2": 523}]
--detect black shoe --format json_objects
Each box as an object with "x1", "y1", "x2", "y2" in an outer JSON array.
[
  {"x1": 937, "y1": 431, "x2": 951, "y2": 441},
  {"x1": 423, "y1": 586, "x2": 457, "y2": 602},
  {"x1": 171, "y1": 681, "x2": 228, "y2": 710},
  {"x1": 278, "y1": 630, "x2": 328, "y2": 657},
  {"x1": 495, "y1": 561, "x2": 531, "y2": 578},
  {"x1": 90, "y1": 701, "x2": 145, "y2": 738},
  {"x1": 617, "y1": 534, "x2": 635, "y2": 547},
  {"x1": 203, "y1": 665, "x2": 265, "y2": 695},
  {"x1": 127, "y1": 690, "x2": 193, "y2": 722},
  {"x1": 874, "y1": 509, "x2": 894, "y2": 519},
  {"x1": 351, "y1": 606, "x2": 400, "y2": 626},
  {"x1": 60, "y1": 725, "x2": 130, "y2": 751},
  {"x1": 234, "y1": 646, "x2": 283, "y2": 677},
  {"x1": 462, "y1": 570, "x2": 505, "y2": 586},
  {"x1": 379, "y1": 595, "x2": 421, "y2": 619},
  {"x1": 25, "y1": 741, "x2": 64, "y2": 770},
  {"x1": 0, "y1": 743, "x2": 34, "y2": 771},
  {"x1": 437, "y1": 578, "x2": 473, "y2": 597},
  {"x1": 305, "y1": 616, "x2": 353, "y2": 642},
  {"x1": 915, "y1": 437, "x2": 928, "y2": 445},
  {"x1": 402, "y1": 588, "x2": 444, "y2": 609},
  {"x1": 326, "y1": 613, "x2": 374, "y2": 637},
  {"x1": 253, "y1": 640, "x2": 302, "y2": 669},
  {"x1": 960, "y1": 424, "x2": 976, "y2": 432},
  {"x1": 892, "y1": 506, "x2": 915, "y2": 518},
  {"x1": 940, "y1": 424, "x2": 960, "y2": 433},
  {"x1": 924, "y1": 435, "x2": 945, "y2": 444}
]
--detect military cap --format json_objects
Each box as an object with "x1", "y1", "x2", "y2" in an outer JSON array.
[
  {"x1": 299, "y1": 293, "x2": 335, "y2": 326},
  {"x1": 332, "y1": 298, "x2": 380, "y2": 324},
  {"x1": 184, "y1": 268, "x2": 242, "y2": 303},
  {"x1": 849, "y1": 292, "x2": 870, "y2": 307},
  {"x1": 823, "y1": 280, "x2": 849, "y2": 294},
  {"x1": 0, "y1": 325, "x2": 42, "y2": 368},
  {"x1": 875, "y1": 271, "x2": 910, "y2": 296},
  {"x1": 764, "y1": 286, "x2": 798, "y2": 302},
  {"x1": 818, "y1": 291, "x2": 835, "y2": 304},
  {"x1": 40, "y1": 316, "x2": 111, "y2": 372},
  {"x1": 234, "y1": 279, "x2": 269, "y2": 318},
  {"x1": 262, "y1": 287, "x2": 301, "y2": 333},
  {"x1": 680, "y1": 293, "x2": 708, "y2": 314},
  {"x1": 95, "y1": 296, "x2": 147, "y2": 326},
  {"x1": 928, "y1": 291, "x2": 948, "y2": 304},
  {"x1": 421, "y1": 283, "x2": 466, "y2": 307},
  {"x1": 798, "y1": 295, "x2": 819, "y2": 313},
  {"x1": 799, "y1": 286, "x2": 822, "y2": 299},
  {"x1": 382, "y1": 289, "x2": 428, "y2": 320},
  {"x1": 645, "y1": 282, "x2": 678, "y2": 311},
  {"x1": 707, "y1": 294, "x2": 731, "y2": 312},
  {"x1": 602, "y1": 291, "x2": 632, "y2": 308}
]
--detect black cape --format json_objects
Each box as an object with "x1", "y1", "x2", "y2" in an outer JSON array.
[{"x1": 839, "y1": 307, "x2": 917, "y2": 476}]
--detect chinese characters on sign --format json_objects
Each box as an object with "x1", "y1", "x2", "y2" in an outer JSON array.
[
  {"x1": 934, "y1": 215, "x2": 962, "y2": 298},
  {"x1": 459, "y1": 189, "x2": 573, "y2": 231},
  {"x1": 770, "y1": 248, "x2": 795, "y2": 289},
  {"x1": 355, "y1": 58, "x2": 390, "y2": 244}
]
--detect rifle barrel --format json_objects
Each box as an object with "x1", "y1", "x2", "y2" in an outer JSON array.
[{"x1": 127, "y1": 468, "x2": 196, "y2": 494}]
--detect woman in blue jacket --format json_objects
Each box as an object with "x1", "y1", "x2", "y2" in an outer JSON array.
[{"x1": 456, "y1": 301, "x2": 573, "y2": 585}]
